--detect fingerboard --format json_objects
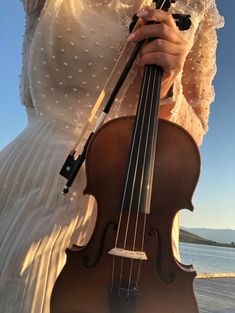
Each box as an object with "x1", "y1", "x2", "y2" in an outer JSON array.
[{"x1": 121, "y1": 64, "x2": 163, "y2": 214}]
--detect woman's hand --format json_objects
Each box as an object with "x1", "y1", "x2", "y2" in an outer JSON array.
[{"x1": 128, "y1": 7, "x2": 189, "y2": 100}]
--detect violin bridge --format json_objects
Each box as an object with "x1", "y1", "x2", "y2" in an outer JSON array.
[{"x1": 108, "y1": 248, "x2": 147, "y2": 260}]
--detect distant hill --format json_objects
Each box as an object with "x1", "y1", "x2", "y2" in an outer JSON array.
[
  {"x1": 182, "y1": 227, "x2": 235, "y2": 244},
  {"x1": 179, "y1": 229, "x2": 235, "y2": 248}
]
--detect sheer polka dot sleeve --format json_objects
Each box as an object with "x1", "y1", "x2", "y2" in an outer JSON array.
[
  {"x1": 19, "y1": 0, "x2": 46, "y2": 109},
  {"x1": 170, "y1": 1, "x2": 224, "y2": 146},
  {"x1": 20, "y1": 0, "x2": 45, "y2": 15}
]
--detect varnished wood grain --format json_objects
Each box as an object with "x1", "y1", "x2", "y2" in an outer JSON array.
[{"x1": 51, "y1": 117, "x2": 201, "y2": 313}]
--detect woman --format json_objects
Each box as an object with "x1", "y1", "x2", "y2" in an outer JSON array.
[{"x1": 0, "y1": 0, "x2": 224, "y2": 312}]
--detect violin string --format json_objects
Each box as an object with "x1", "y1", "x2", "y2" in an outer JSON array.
[
  {"x1": 127, "y1": 66, "x2": 153, "y2": 289},
  {"x1": 115, "y1": 0, "x2": 167, "y2": 250},
  {"x1": 113, "y1": 62, "x2": 149, "y2": 292},
  {"x1": 117, "y1": 67, "x2": 151, "y2": 292},
  {"x1": 111, "y1": 255, "x2": 116, "y2": 292},
  {"x1": 113, "y1": 0, "x2": 167, "y2": 293},
  {"x1": 113, "y1": 67, "x2": 149, "y2": 250},
  {"x1": 118, "y1": 259, "x2": 124, "y2": 294},
  {"x1": 122, "y1": 66, "x2": 152, "y2": 250},
  {"x1": 137, "y1": 214, "x2": 147, "y2": 285},
  {"x1": 127, "y1": 258, "x2": 134, "y2": 297},
  {"x1": 126, "y1": 0, "x2": 168, "y2": 286},
  {"x1": 133, "y1": 65, "x2": 157, "y2": 247},
  {"x1": 127, "y1": 64, "x2": 157, "y2": 293},
  {"x1": 126, "y1": 0, "x2": 168, "y2": 291},
  {"x1": 136, "y1": 65, "x2": 158, "y2": 287}
]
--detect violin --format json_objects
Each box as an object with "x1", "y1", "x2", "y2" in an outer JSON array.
[{"x1": 51, "y1": 0, "x2": 200, "y2": 312}]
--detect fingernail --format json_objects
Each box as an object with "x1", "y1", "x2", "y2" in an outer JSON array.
[
  {"x1": 137, "y1": 10, "x2": 149, "y2": 18},
  {"x1": 127, "y1": 33, "x2": 136, "y2": 42}
]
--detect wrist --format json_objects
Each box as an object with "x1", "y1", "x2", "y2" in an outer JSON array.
[
  {"x1": 159, "y1": 102, "x2": 175, "y2": 120},
  {"x1": 160, "y1": 84, "x2": 174, "y2": 101}
]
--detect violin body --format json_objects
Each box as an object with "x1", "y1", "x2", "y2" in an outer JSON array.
[{"x1": 51, "y1": 116, "x2": 200, "y2": 313}]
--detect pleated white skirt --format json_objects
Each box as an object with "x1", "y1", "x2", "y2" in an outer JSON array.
[{"x1": 0, "y1": 116, "x2": 96, "y2": 312}]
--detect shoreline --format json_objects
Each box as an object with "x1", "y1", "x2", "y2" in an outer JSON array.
[
  {"x1": 179, "y1": 229, "x2": 235, "y2": 248},
  {"x1": 196, "y1": 272, "x2": 235, "y2": 279},
  {"x1": 180, "y1": 239, "x2": 235, "y2": 249}
]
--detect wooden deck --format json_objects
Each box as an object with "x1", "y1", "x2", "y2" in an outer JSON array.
[{"x1": 194, "y1": 278, "x2": 235, "y2": 313}]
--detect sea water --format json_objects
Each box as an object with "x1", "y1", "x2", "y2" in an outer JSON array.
[{"x1": 179, "y1": 242, "x2": 235, "y2": 274}]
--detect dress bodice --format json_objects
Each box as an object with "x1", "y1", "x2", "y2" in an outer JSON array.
[
  {"x1": 29, "y1": 0, "x2": 149, "y2": 135},
  {"x1": 23, "y1": 0, "x2": 224, "y2": 144}
]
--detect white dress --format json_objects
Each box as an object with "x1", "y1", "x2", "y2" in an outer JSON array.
[{"x1": 0, "y1": 0, "x2": 224, "y2": 312}]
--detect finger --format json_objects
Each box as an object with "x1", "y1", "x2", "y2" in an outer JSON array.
[
  {"x1": 137, "y1": 8, "x2": 178, "y2": 31},
  {"x1": 129, "y1": 23, "x2": 182, "y2": 44},
  {"x1": 138, "y1": 51, "x2": 181, "y2": 72},
  {"x1": 140, "y1": 39, "x2": 183, "y2": 57}
]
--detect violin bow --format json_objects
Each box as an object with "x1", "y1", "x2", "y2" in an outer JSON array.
[{"x1": 59, "y1": 0, "x2": 191, "y2": 194}]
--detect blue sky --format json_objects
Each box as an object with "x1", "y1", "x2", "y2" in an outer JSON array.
[{"x1": 0, "y1": 1, "x2": 234, "y2": 229}]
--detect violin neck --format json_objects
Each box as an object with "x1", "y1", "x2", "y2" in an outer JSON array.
[{"x1": 122, "y1": 64, "x2": 163, "y2": 214}]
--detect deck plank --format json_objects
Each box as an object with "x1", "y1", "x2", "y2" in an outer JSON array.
[{"x1": 194, "y1": 278, "x2": 235, "y2": 313}]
